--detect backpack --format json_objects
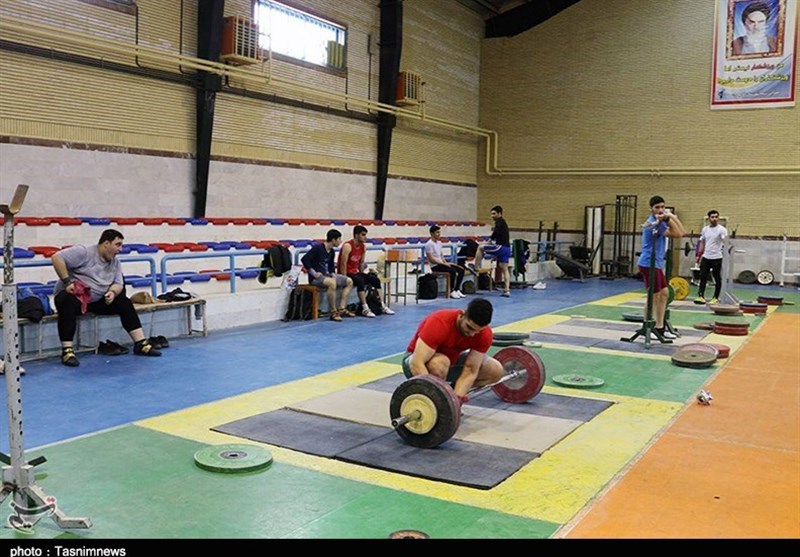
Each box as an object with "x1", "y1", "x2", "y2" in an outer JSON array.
[
  {"x1": 417, "y1": 273, "x2": 438, "y2": 300},
  {"x1": 258, "y1": 244, "x2": 292, "y2": 282},
  {"x1": 477, "y1": 272, "x2": 491, "y2": 291},
  {"x1": 283, "y1": 287, "x2": 314, "y2": 321},
  {"x1": 360, "y1": 286, "x2": 383, "y2": 316},
  {"x1": 16, "y1": 287, "x2": 52, "y2": 322}
]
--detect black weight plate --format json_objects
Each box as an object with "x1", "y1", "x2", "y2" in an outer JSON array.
[
  {"x1": 492, "y1": 332, "x2": 530, "y2": 341},
  {"x1": 390, "y1": 375, "x2": 460, "y2": 449},
  {"x1": 757, "y1": 296, "x2": 783, "y2": 305},
  {"x1": 622, "y1": 312, "x2": 644, "y2": 322},
  {"x1": 491, "y1": 346, "x2": 546, "y2": 403},
  {"x1": 737, "y1": 270, "x2": 757, "y2": 284}
]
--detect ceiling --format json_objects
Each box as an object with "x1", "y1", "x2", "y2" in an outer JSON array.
[
  {"x1": 453, "y1": 0, "x2": 582, "y2": 38},
  {"x1": 454, "y1": 0, "x2": 533, "y2": 19}
]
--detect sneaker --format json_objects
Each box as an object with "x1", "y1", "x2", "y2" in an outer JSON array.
[
  {"x1": 501, "y1": 291, "x2": 510, "y2": 298},
  {"x1": 362, "y1": 307, "x2": 377, "y2": 318},
  {"x1": 694, "y1": 296, "x2": 706, "y2": 305},
  {"x1": 708, "y1": 297, "x2": 719, "y2": 305},
  {"x1": 381, "y1": 305, "x2": 395, "y2": 315},
  {"x1": 450, "y1": 290, "x2": 464, "y2": 299},
  {"x1": 657, "y1": 329, "x2": 678, "y2": 340}
]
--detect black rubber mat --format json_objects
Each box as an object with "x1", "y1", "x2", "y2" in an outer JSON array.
[
  {"x1": 213, "y1": 408, "x2": 536, "y2": 489},
  {"x1": 213, "y1": 409, "x2": 389, "y2": 458},
  {"x1": 338, "y1": 433, "x2": 538, "y2": 490}
]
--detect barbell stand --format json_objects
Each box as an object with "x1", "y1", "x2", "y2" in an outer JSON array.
[{"x1": 0, "y1": 185, "x2": 91, "y2": 531}]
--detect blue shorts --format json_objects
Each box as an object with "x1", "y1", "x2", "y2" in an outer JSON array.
[
  {"x1": 484, "y1": 244, "x2": 512, "y2": 264},
  {"x1": 401, "y1": 350, "x2": 488, "y2": 385}
]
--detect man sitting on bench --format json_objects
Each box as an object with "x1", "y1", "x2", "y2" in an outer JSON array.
[{"x1": 51, "y1": 229, "x2": 161, "y2": 367}]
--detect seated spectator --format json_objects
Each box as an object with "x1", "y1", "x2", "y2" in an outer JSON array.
[
  {"x1": 425, "y1": 225, "x2": 466, "y2": 299},
  {"x1": 51, "y1": 229, "x2": 161, "y2": 367},
  {"x1": 337, "y1": 225, "x2": 395, "y2": 317},
  {"x1": 301, "y1": 229, "x2": 354, "y2": 322}
]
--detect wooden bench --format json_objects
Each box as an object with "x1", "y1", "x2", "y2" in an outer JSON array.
[{"x1": 2, "y1": 297, "x2": 207, "y2": 362}]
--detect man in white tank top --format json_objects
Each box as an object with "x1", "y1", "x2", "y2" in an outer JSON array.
[{"x1": 694, "y1": 210, "x2": 728, "y2": 305}]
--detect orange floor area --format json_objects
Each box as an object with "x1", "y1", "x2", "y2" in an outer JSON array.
[{"x1": 564, "y1": 313, "x2": 800, "y2": 539}]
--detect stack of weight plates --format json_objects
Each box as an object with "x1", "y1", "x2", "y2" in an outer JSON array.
[
  {"x1": 492, "y1": 331, "x2": 529, "y2": 347},
  {"x1": 757, "y1": 295, "x2": 783, "y2": 306},
  {"x1": 709, "y1": 343, "x2": 730, "y2": 358},
  {"x1": 693, "y1": 322, "x2": 715, "y2": 331},
  {"x1": 709, "y1": 303, "x2": 742, "y2": 316},
  {"x1": 713, "y1": 317, "x2": 750, "y2": 336},
  {"x1": 740, "y1": 301, "x2": 768, "y2": 315},
  {"x1": 671, "y1": 343, "x2": 718, "y2": 369}
]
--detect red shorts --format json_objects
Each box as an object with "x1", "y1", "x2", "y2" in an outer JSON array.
[{"x1": 639, "y1": 266, "x2": 667, "y2": 292}]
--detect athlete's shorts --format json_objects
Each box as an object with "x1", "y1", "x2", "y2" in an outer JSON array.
[
  {"x1": 483, "y1": 244, "x2": 512, "y2": 264},
  {"x1": 402, "y1": 350, "x2": 488, "y2": 385},
  {"x1": 638, "y1": 265, "x2": 668, "y2": 292}
]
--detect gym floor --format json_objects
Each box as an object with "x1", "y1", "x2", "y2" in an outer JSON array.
[{"x1": 0, "y1": 277, "x2": 797, "y2": 540}]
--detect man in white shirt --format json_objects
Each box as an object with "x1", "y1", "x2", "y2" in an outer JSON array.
[
  {"x1": 425, "y1": 225, "x2": 466, "y2": 299},
  {"x1": 694, "y1": 210, "x2": 729, "y2": 305}
]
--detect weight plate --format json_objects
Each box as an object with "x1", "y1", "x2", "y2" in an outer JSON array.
[
  {"x1": 713, "y1": 318, "x2": 749, "y2": 329},
  {"x1": 710, "y1": 304, "x2": 741, "y2": 315},
  {"x1": 622, "y1": 312, "x2": 644, "y2": 322},
  {"x1": 671, "y1": 349, "x2": 717, "y2": 369},
  {"x1": 756, "y1": 270, "x2": 775, "y2": 286},
  {"x1": 713, "y1": 324, "x2": 749, "y2": 336},
  {"x1": 390, "y1": 375, "x2": 460, "y2": 449},
  {"x1": 756, "y1": 295, "x2": 783, "y2": 305},
  {"x1": 552, "y1": 374, "x2": 605, "y2": 388},
  {"x1": 693, "y1": 322, "x2": 715, "y2": 331},
  {"x1": 679, "y1": 343, "x2": 719, "y2": 358},
  {"x1": 709, "y1": 343, "x2": 730, "y2": 358},
  {"x1": 667, "y1": 285, "x2": 675, "y2": 305},
  {"x1": 492, "y1": 338, "x2": 526, "y2": 347},
  {"x1": 492, "y1": 332, "x2": 530, "y2": 341},
  {"x1": 389, "y1": 530, "x2": 430, "y2": 539},
  {"x1": 737, "y1": 270, "x2": 757, "y2": 284},
  {"x1": 491, "y1": 346, "x2": 546, "y2": 403},
  {"x1": 668, "y1": 277, "x2": 690, "y2": 300},
  {"x1": 193, "y1": 444, "x2": 273, "y2": 474}
]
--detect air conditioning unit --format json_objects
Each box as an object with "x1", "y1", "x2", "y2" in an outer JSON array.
[
  {"x1": 221, "y1": 16, "x2": 260, "y2": 66},
  {"x1": 396, "y1": 70, "x2": 422, "y2": 106}
]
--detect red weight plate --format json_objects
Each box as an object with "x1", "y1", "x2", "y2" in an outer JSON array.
[
  {"x1": 713, "y1": 325, "x2": 749, "y2": 336},
  {"x1": 709, "y1": 343, "x2": 730, "y2": 358},
  {"x1": 491, "y1": 346, "x2": 546, "y2": 403},
  {"x1": 757, "y1": 296, "x2": 783, "y2": 306}
]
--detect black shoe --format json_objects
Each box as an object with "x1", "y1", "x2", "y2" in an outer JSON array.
[
  {"x1": 134, "y1": 340, "x2": 161, "y2": 357},
  {"x1": 98, "y1": 341, "x2": 127, "y2": 356},
  {"x1": 148, "y1": 336, "x2": 169, "y2": 349},
  {"x1": 61, "y1": 348, "x2": 80, "y2": 367}
]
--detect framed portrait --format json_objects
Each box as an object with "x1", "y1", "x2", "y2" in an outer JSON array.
[{"x1": 727, "y1": 0, "x2": 786, "y2": 59}]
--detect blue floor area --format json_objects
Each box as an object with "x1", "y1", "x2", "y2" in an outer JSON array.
[{"x1": 1, "y1": 278, "x2": 641, "y2": 451}]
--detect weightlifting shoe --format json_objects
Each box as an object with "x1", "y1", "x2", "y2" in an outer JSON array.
[
  {"x1": 61, "y1": 348, "x2": 80, "y2": 367},
  {"x1": 694, "y1": 296, "x2": 706, "y2": 305},
  {"x1": 362, "y1": 307, "x2": 376, "y2": 318},
  {"x1": 133, "y1": 340, "x2": 161, "y2": 357},
  {"x1": 708, "y1": 297, "x2": 719, "y2": 305},
  {"x1": 381, "y1": 305, "x2": 396, "y2": 315}
]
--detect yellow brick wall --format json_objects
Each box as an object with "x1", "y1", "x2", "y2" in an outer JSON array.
[{"x1": 478, "y1": 0, "x2": 800, "y2": 236}]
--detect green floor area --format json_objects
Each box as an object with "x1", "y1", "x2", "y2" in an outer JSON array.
[
  {"x1": 379, "y1": 346, "x2": 713, "y2": 403},
  {"x1": 557, "y1": 302, "x2": 766, "y2": 329},
  {"x1": 1, "y1": 426, "x2": 558, "y2": 540}
]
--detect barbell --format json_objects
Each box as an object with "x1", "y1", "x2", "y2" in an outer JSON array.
[{"x1": 389, "y1": 346, "x2": 546, "y2": 449}]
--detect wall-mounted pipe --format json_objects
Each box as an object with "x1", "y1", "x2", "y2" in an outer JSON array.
[{"x1": 1, "y1": 16, "x2": 798, "y2": 178}]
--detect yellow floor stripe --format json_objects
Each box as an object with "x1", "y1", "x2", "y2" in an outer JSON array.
[
  {"x1": 592, "y1": 292, "x2": 645, "y2": 306},
  {"x1": 139, "y1": 359, "x2": 679, "y2": 525},
  {"x1": 495, "y1": 314, "x2": 570, "y2": 332}
]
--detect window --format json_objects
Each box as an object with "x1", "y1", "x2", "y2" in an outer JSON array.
[{"x1": 254, "y1": 1, "x2": 346, "y2": 68}]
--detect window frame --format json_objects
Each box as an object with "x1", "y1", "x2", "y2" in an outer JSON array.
[{"x1": 251, "y1": 0, "x2": 348, "y2": 76}]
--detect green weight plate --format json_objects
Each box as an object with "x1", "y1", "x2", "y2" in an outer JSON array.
[
  {"x1": 667, "y1": 285, "x2": 675, "y2": 305},
  {"x1": 194, "y1": 444, "x2": 273, "y2": 474},
  {"x1": 492, "y1": 332, "x2": 530, "y2": 341},
  {"x1": 622, "y1": 312, "x2": 644, "y2": 322},
  {"x1": 552, "y1": 374, "x2": 605, "y2": 388}
]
